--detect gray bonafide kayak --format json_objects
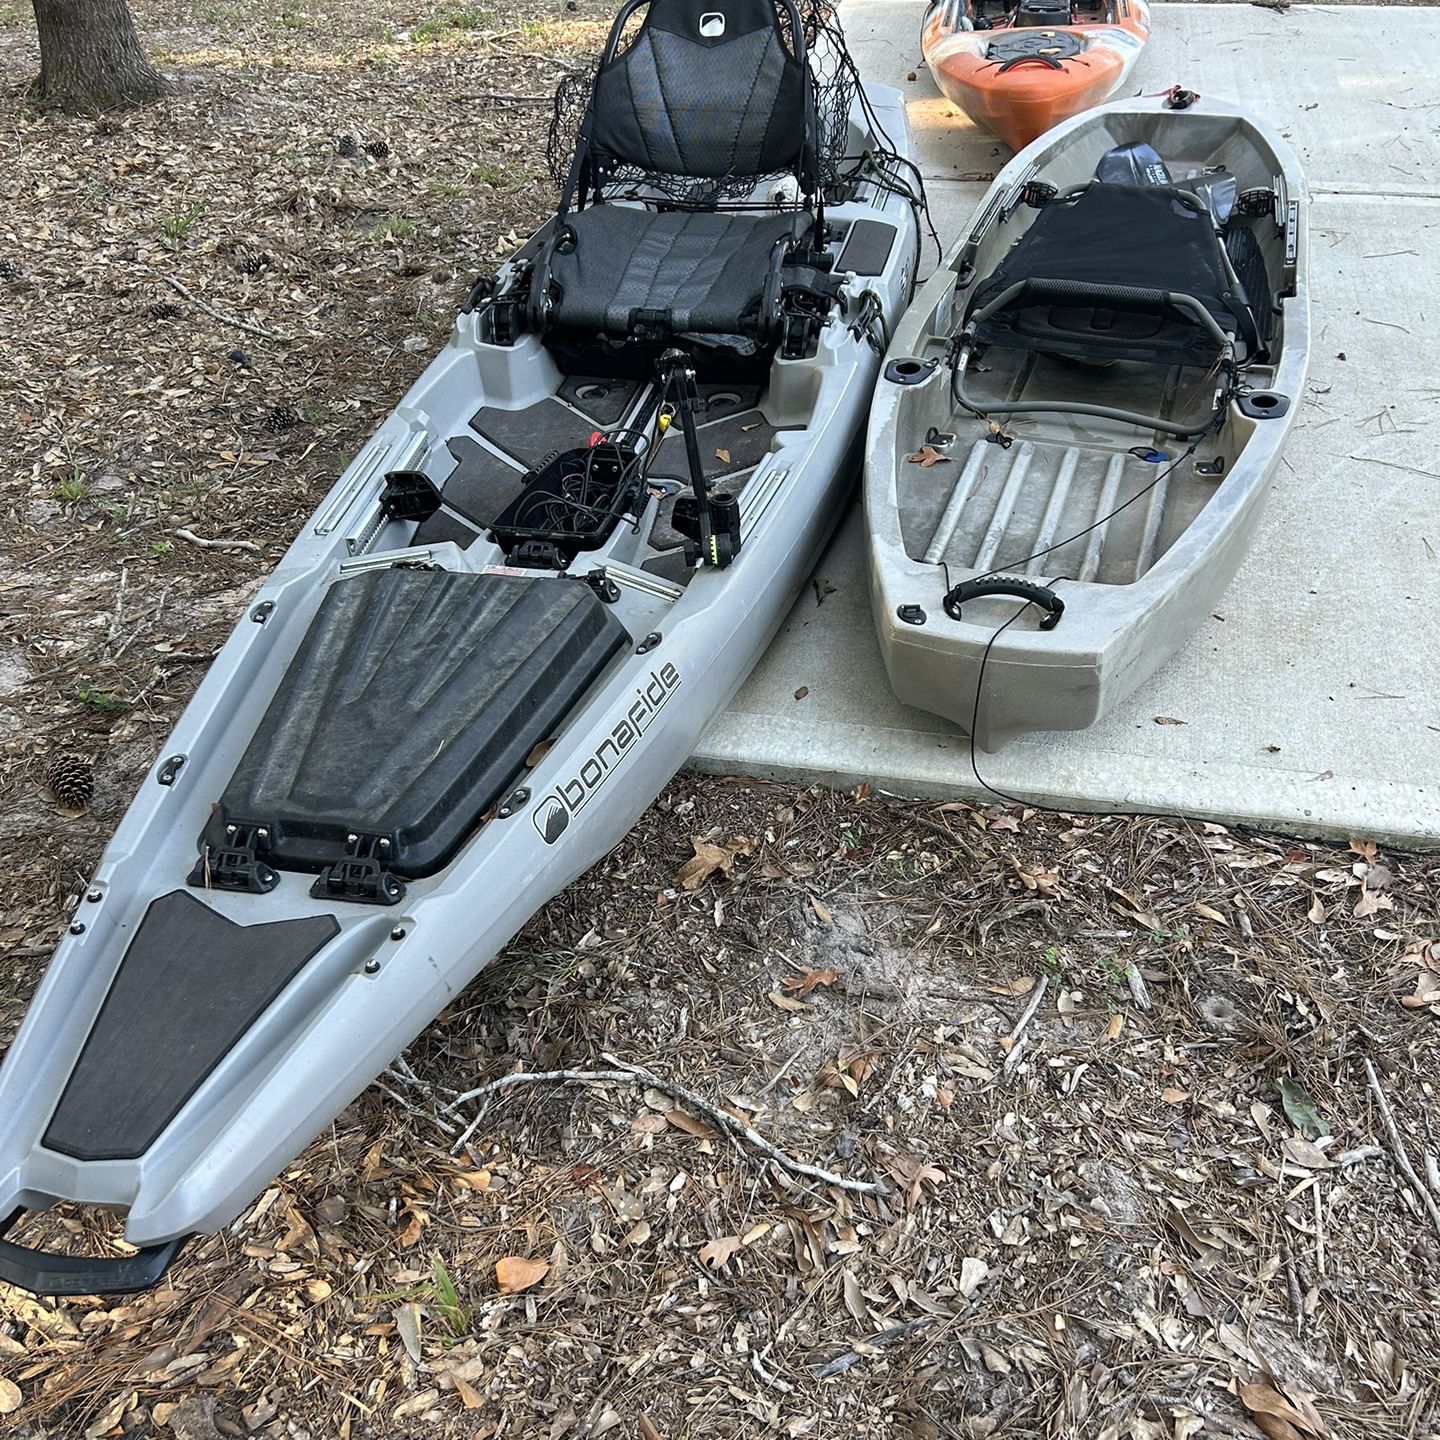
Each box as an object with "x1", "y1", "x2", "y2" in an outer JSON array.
[
  {"x1": 0, "y1": 0, "x2": 920, "y2": 1295},
  {"x1": 867, "y1": 94, "x2": 1308, "y2": 752}
]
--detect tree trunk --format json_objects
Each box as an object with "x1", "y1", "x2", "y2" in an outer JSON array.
[{"x1": 31, "y1": 0, "x2": 170, "y2": 114}]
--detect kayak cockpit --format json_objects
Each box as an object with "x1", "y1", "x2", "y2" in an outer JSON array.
[
  {"x1": 892, "y1": 131, "x2": 1298, "y2": 589},
  {"x1": 867, "y1": 97, "x2": 1306, "y2": 751}
]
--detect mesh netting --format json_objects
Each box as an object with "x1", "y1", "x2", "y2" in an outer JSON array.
[{"x1": 546, "y1": 1, "x2": 857, "y2": 203}]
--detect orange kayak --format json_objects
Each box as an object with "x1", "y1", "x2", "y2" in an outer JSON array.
[{"x1": 921, "y1": 0, "x2": 1151, "y2": 151}]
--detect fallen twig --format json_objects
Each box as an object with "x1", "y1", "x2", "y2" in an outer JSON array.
[
  {"x1": 1364, "y1": 1058, "x2": 1440, "y2": 1235},
  {"x1": 977, "y1": 898, "x2": 1050, "y2": 945},
  {"x1": 444, "y1": 1059, "x2": 884, "y2": 1193},
  {"x1": 1002, "y1": 974, "x2": 1049, "y2": 1080},
  {"x1": 174, "y1": 528, "x2": 261, "y2": 554},
  {"x1": 452, "y1": 91, "x2": 550, "y2": 104},
  {"x1": 1147, "y1": 1395, "x2": 1253, "y2": 1440},
  {"x1": 912, "y1": 811, "x2": 983, "y2": 865},
  {"x1": 750, "y1": 1347, "x2": 793, "y2": 1394},
  {"x1": 814, "y1": 1317, "x2": 933, "y2": 1378},
  {"x1": 161, "y1": 275, "x2": 288, "y2": 344},
  {"x1": 373, "y1": 1080, "x2": 459, "y2": 1137}
]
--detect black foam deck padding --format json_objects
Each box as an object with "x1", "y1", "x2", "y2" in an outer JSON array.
[
  {"x1": 413, "y1": 436, "x2": 524, "y2": 544},
  {"x1": 412, "y1": 508, "x2": 482, "y2": 550},
  {"x1": 202, "y1": 570, "x2": 628, "y2": 879},
  {"x1": 696, "y1": 383, "x2": 762, "y2": 421},
  {"x1": 472, "y1": 398, "x2": 600, "y2": 469},
  {"x1": 557, "y1": 375, "x2": 642, "y2": 426},
  {"x1": 836, "y1": 219, "x2": 896, "y2": 277},
  {"x1": 647, "y1": 410, "x2": 777, "y2": 485},
  {"x1": 642, "y1": 550, "x2": 695, "y2": 586},
  {"x1": 43, "y1": 892, "x2": 339, "y2": 1162}
]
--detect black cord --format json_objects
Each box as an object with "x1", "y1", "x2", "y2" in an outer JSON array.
[
  {"x1": 966, "y1": 600, "x2": 1038, "y2": 807},
  {"x1": 952, "y1": 424, "x2": 1219, "y2": 815},
  {"x1": 820, "y1": 16, "x2": 943, "y2": 270}
]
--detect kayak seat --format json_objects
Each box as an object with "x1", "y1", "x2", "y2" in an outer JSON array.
[
  {"x1": 543, "y1": 206, "x2": 806, "y2": 340},
  {"x1": 195, "y1": 569, "x2": 628, "y2": 886},
  {"x1": 968, "y1": 182, "x2": 1261, "y2": 368},
  {"x1": 526, "y1": 0, "x2": 831, "y2": 349}
]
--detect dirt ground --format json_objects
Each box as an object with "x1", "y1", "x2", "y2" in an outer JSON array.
[{"x1": 4, "y1": 1, "x2": 1440, "y2": 1438}]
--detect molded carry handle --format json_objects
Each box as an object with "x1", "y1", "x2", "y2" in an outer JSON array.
[
  {"x1": 0, "y1": 1210, "x2": 186, "y2": 1296},
  {"x1": 995, "y1": 54, "x2": 1065, "y2": 71},
  {"x1": 943, "y1": 576, "x2": 1065, "y2": 629}
]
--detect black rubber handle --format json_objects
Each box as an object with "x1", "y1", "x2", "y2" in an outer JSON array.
[
  {"x1": 995, "y1": 54, "x2": 1064, "y2": 72},
  {"x1": 943, "y1": 576, "x2": 1065, "y2": 629},
  {"x1": 0, "y1": 1210, "x2": 186, "y2": 1296}
]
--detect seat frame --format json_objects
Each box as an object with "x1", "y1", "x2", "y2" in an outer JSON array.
[
  {"x1": 950, "y1": 180, "x2": 1262, "y2": 438},
  {"x1": 514, "y1": 0, "x2": 836, "y2": 356}
]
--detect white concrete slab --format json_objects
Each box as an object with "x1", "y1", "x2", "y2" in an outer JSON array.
[
  {"x1": 842, "y1": 0, "x2": 1440, "y2": 198},
  {"x1": 696, "y1": 3, "x2": 1440, "y2": 844}
]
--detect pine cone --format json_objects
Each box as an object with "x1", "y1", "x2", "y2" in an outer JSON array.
[
  {"x1": 148, "y1": 300, "x2": 181, "y2": 320},
  {"x1": 264, "y1": 405, "x2": 299, "y2": 434},
  {"x1": 48, "y1": 753, "x2": 94, "y2": 810},
  {"x1": 1, "y1": 257, "x2": 25, "y2": 281},
  {"x1": 336, "y1": 133, "x2": 359, "y2": 157},
  {"x1": 364, "y1": 139, "x2": 390, "y2": 160}
]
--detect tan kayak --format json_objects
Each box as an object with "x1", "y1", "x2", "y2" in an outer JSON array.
[{"x1": 866, "y1": 94, "x2": 1308, "y2": 752}]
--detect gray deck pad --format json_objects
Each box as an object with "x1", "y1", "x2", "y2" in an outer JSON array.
[
  {"x1": 414, "y1": 435, "x2": 524, "y2": 544},
  {"x1": 557, "y1": 375, "x2": 642, "y2": 426},
  {"x1": 471, "y1": 398, "x2": 601, "y2": 469},
  {"x1": 43, "y1": 894, "x2": 339, "y2": 1162},
  {"x1": 647, "y1": 409, "x2": 778, "y2": 485},
  {"x1": 837, "y1": 218, "x2": 898, "y2": 276}
]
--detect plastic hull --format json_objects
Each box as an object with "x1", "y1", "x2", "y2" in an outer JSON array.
[
  {"x1": 865, "y1": 95, "x2": 1309, "y2": 752},
  {"x1": 922, "y1": 0, "x2": 1150, "y2": 150},
  {"x1": 0, "y1": 89, "x2": 918, "y2": 1282}
]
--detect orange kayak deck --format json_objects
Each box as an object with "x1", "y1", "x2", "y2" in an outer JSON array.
[{"x1": 922, "y1": 0, "x2": 1151, "y2": 150}]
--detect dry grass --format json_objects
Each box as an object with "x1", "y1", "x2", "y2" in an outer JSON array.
[{"x1": 3, "y1": 4, "x2": 1440, "y2": 1439}]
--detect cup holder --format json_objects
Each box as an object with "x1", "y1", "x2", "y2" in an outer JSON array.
[
  {"x1": 1237, "y1": 390, "x2": 1290, "y2": 420},
  {"x1": 883, "y1": 357, "x2": 938, "y2": 386}
]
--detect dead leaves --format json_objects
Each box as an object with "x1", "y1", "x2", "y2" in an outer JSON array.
[
  {"x1": 1239, "y1": 1378, "x2": 1328, "y2": 1439},
  {"x1": 1342, "y1": 837, "x2": 1399, "y2": 919},
  {"x1": 818, "y1": 1046, "x2": 875, "y2": 1098},
  {"x1": 986, "y1": 974, "x2": 1037, "y2": 997},
  {"x1": 904, "y1": 444, "x2": 951, "y2": 467},
  {"x1": 771, "y1": 966, "x2": 841, "y2": 1014},
  {"x1": 1009, "y1": 859, "x2": 1061, "y2": 897},
  {"x1": 675, "y1": 833, "x2": 755, "y2": 890},
  {"x1": 0, "y1": 1378, "x2": 20, "y2": 1415},
  {"x1": 782, "y1": 964, "x2": 840, "y2": 999},
  {"x1": 494, "y1": 1256, "x2": 550, "y2": 1294},
  {"x1": 395, "y1": 1301, "x2": 423, "y2": 1362},
  {"x1": 698, "y1": 1234, "x2": 743, "y2": 1269},
  {"x1": 1401, "y1": 963, "x2": 1440, "y2": 1012}
]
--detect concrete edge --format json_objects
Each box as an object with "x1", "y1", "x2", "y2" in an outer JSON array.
[{"x1": 693, "y1": 712, "x2": 1440, "y2": 849}]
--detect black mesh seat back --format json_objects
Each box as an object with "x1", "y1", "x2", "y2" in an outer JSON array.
[
  {"x1": 549, "y1": 206, "x2": 802, "y2": 336},
  {"x1": 589, "y1": 0, "x2": 812, "y2": 183},
  {"x1": 970, "y1": 184, "x2": 1252, "y2": 367}
]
